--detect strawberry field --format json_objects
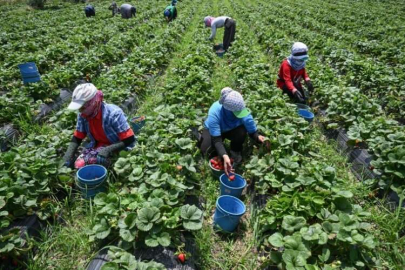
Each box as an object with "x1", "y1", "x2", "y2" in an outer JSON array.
[{"x1": 0, "y1": 0, "x2": 404, "y2": 269}]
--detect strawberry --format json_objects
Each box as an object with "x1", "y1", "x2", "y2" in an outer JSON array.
[
  {"x1": 229, "y1": 174, "x2": 235, "y2": 181},
  {"x1": 12, "y1": 259, "x2": 18, "y2": 266},
  {"x1": 176, "y1": 165, "x2": 183, "y2": 170},
  {"x1": 178, "y1": 253, "x2": 186, "y2": 264}
]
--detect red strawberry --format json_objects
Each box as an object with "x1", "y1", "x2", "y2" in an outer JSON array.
[
  {"x1": 229, "y1": 175, "x2": 235, "y2": 181},
  {"x1": 178, "y1": 253, "x2": 186, "y2": 264}
]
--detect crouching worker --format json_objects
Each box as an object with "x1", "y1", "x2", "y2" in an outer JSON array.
[
  {"x1": 204, "y1": 16, "x2": 236, "y2": 51},
  {"x1": 63, "y1": 83, "x2": 135, "y2": 169},
  {"x1": 120, "y1": 3, "x2": 136, "y2": 19},
  {"x1": 277, "y1": 42, "x2": 314, "y2": 104},
  {"x1": 84, "y1": 4, "x2": 95, "y2": 17},
  {"x1": 164, "y1": 4, "x2": 177, "y2": 22},
  {"x1": 199, "y1": 88, "x2": 269, "y2": 176}
]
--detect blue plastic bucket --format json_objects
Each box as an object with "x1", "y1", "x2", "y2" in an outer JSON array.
[
  {"x1": 214, "y1": 195, "x2": 246, "y2": 232},
  {"x1": 296, "y1": 103, "x2": 311, "y2": 111},
  {"x1": 298, "y1": 109, "x2": 314, "y2": 123},
  {"x1": 216, "y1": 49, "x2": 225, "y2": 57},
  {"x1": 130, "y1": 116, "x2": 146, "y2": 134},
  {"x1": 76, "y1": 165, "x2": 108, "y2": 199},
  {"x1": 18, "y1": 62, "x2": 41, "y2": 84},
  {"x1": 219, "y1": 173, "x2": 246, "y2": 198}
]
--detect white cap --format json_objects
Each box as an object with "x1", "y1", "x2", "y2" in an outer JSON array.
[{"x1": 67, "y1": 83, "x2": 97, "y2": 110}]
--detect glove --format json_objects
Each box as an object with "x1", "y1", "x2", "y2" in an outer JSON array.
[
  {"x1": 97, "y1": 141, "x2": 126, "y2": 158},
  {"x1": 293, "y1": 90, "x2": 305, "y2": 103},
  {"x1": 96, "y1": 155, "x2": 109, "y2": 167},
  {"x1": 306, "y1": 80, "x2": 314, "y2": 93},
  {"x1": 63, "y1": 141, "x2": 80, "y2": 168}
]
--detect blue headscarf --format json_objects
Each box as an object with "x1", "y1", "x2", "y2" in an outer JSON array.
[{"x1": 287, "y1": 42, "x2": 309, "y2": 71}]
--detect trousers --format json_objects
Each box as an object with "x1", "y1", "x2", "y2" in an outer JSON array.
[{"x1": 223, "y1": 19, "x2": 236, "y2": 51}]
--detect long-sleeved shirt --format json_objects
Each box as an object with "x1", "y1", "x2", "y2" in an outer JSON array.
[
  {"x1": 120, "y1": 4, "x2": 134, "y2": 19},
  {"x1": 277, "y1": 59, "x2": 310, "y2": 93},
  {"x1": 204, "y1": 101, "x2": 258, "y2": 156},
  {"x1": 74, "y1": 103, "x2": 134, "y2": 148},
  {"x1": 209, "y1": 16, "x2": 230, "y2": 40}
]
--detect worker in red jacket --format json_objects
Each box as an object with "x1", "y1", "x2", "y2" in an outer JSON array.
[{"x1": 277, "y1": 42, "x2": 314, "y2": 103}]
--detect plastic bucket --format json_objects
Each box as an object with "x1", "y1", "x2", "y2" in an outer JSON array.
[
  {"x1": 214, "y1": 195, "x2": 246, "y2": 232},
  {"x1": 76, "y1": 165, "x2": 108, "y2": 199},
  {"x1": 298, "y1": 109, "x2": 314, "y2": 123},
  {"x1": 209, "y1": 159, "x2": 224, "y2": 178},
  {"x1": 130, "y1": 116, "x2": 146, "y2": 134},
  {"x1": 216, "y1": 49, "x2": 225, "y2": 57},
  {"x1": 18, "y1": 62, "x2": 41, "y2": 84},
  {"x1": 296, "y1": 103, "x2": 311, "y2": 111},
  {"x1": 213, "y1": 43, "x2": 224, "y2": 51},
  {"x1": 219, "y1": 173, "x2": 246, "y2": 198}
]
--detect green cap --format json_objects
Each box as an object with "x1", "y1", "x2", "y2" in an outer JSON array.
[{"x1": 233, "y1": 108, "x2": 250, "y2": 118}]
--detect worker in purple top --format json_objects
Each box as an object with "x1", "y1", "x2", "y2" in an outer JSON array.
[{"x1": 204, "y1": 16, "x2": 236, "y2": 51}]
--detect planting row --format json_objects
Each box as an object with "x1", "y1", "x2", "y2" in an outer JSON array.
[
  {"x1": 0, "y1": 0, "x2": 162, "y2": 126},
  {"x1": 234, "y1": 0, "x2": 405, "y2": 199},
  {"x1": 0, "y1": 0, "x2": 197, "y2": 260},
  {"x1": 220, "y1": 0, "x2": 394, "y2": 268}
]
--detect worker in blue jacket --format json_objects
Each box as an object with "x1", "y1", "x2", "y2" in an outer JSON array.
[{"x1": 199, "y1": 87, "x2": 269, "y2": 175}]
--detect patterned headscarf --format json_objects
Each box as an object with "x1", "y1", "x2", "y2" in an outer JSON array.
[
  {"x1": 81, "y1": 90, "x2": 104, "y2": 119},
  {"x1": 219, "y1": 87, "x2": 245, "y2": 112},
  {"x1": 204, "y1": 16, "x2": 215, "y2": 27}
]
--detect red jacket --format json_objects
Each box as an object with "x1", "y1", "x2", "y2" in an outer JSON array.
[{"x1": 277, "y1": 59, "x2": 310, "y2": 93}]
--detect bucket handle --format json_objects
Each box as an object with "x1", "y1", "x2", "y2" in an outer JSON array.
[{"x1": 75, "y1": 177, "x2": 107, "y2": 191}]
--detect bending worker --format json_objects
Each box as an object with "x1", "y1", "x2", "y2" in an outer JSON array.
[
  {"x1": 204, "y1": 16, "x2": 236, "y2": 51},
  {"x1": 63, "y1": 83, "x2": 135, "y2": 169},
  {"x1": 277, "y1": 42, "x2": 314, "y2": 104},
  {"x1": 164, "y1": 3, "x2": 177, "y2": 22},
  {"x1": 199, "y1": 87, "x2": 268, "y2": 175},
  {"x1": 110, "y1": 2, "x2": 136, "y2": 18},
  {"x1": 84, "y1": 4, "x2": 95, "y2": 17}
]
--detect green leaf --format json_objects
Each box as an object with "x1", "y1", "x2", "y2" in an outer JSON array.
[
  {"x1": 145, "y1": 235, "x2": 159, "y2": 247},
  {"x1": 269, "y1": 232, "x2": 284, "y2": 247},
  {"x1": 318, "y1": 247, "x2": 330, "y2": 263},
  {"x1": 101, "y1": 262, "x2": 119, "y2": 270},
  {"x1": 282, "y1": 215, "x2": 306, "y2": 232},
  {"x1": 180, "y1": 204, "x2": 203, "y2": 221},
  {"x1": 124, "y1": 213, "x2": 137, "y2": 229},
  {"x1": 93, "y1": 219, "x2": 111, "y2": 239},
  {"x1": 157, "y1": 232, "x2": 171, "y2": 247},
  {"x1": 175, "y1": 138, "x2": 193, "y2": 150},
  {"x1": 136, "y1": 207, "x2": 161, "y2": 232},
  {"x1": 119, "y1": 228, "x2": 136, "y2": 242}
]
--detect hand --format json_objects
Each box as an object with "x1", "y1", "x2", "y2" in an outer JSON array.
[
  {"x1": 293, "y1": 90, "x2": 305, "y2": 103},
  {"x1": 222, "y1": 154, "x2": 234, "y2": 176},
  {"x1": 64, "y1": 160, "x2": 72, "y2": 168},
  {"x1": 305, "y1": 80, "x2": 314, "y2": 93},
  {"x1": 96, "y1": 155, "x2": 109, "y2": 166},
  {"x1": 258, "y1": 135, "x2": 271, "y2": 150}
]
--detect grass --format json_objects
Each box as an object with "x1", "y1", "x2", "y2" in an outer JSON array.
[{"x1": 26, "y1": 199, "x2": 96, "y2": 270}]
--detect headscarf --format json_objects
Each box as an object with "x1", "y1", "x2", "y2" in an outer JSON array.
[
  {"x1": 219, "y1": 87, "x2": 245, "y2": 112},
  {"x1": 204, "y1": 16, "x2": 215, "y2": 27},
  {"x1": 80, "y1": 90, "x2": 104, "y2": 119},
  {"x1": 287, "y1": 42, "x2": 309, "y2": 71}
]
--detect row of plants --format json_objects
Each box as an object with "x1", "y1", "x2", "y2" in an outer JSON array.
[
  {"x1": 82, "y1": 2, "x2": 219, "y2": 268},
  {"x1": 0, "y1": 0, "x2": 198, "y2": 260},
  {"x1": 220, "y1": 0, "x2": 390, "y2": 268},
  {"x1": 278, "y1": 0, "x2": 405, "y2": 66},
  {"x1": 235, "y1": 0, "x2": 405, "y2": 199},
  {"x1": 247, "y1": 0, "x2": 405, "y2": 120},
  {"x1": 0, "y1": 0, "x2": 162, "y2": 125}
]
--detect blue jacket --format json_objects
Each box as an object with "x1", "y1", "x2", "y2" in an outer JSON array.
[{"x1": 204, "y1": 101, "x2": 257, "y2": 136}]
